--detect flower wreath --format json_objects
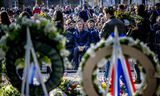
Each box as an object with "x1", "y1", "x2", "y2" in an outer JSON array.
[
  {"x1": 78, "y1": 36, "x2": 160, "y2": 96},
  {"x1": 0, "y1": 16, "x2": 68, "y2": 95}
]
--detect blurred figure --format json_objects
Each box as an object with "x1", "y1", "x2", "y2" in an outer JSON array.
[
  {"x1": 131, "y1": 4, "x2": 150, "y2": 43},
  {"x1": 150, "y1": 3, "x2": 160, "y2": 27},
  {"x1": 65, "y1": 19, "x2": 76, "y2": 61},
  {"x1": 154, "y1": 16, "x2": 160, "y2": 61},
  {"x1": 96, "y1": 20, "x2": 103, "y2": 32},
  {"x1": 53, "y1": 10, "x2": 64, "y2": 34},
  {"x1": 129, "y1": 5, "x2": 150, "y2": 84},
  {"x1": 79, "y1": 4, "x2": 91, "y2": 22},
  {"x1": 19, "y1": 11, "x2": 31, "y2": 18},
  {"x1": 87, "y1": 18, "x2": 100, "y2": 44},
  {"x1": 0, "y1": 11, "x2": 10, "y2": 39},
  {"x1": 0, "y1": 11, "x2": 11, "y2": 26},
  {"x1": 24, "y1": 7, "x2": 33, "y2": 17}
]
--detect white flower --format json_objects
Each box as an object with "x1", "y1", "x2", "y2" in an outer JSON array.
[
  {"x1": 95, "y1": 39, "x2": 105, "y2": 48},
  {"x1": 9, "y1": 23, "x2": 16, "y2": 29},
  {"x1": 0, "y1": 35, "x2": 7, "y2": 45},
  {"x1": 134, "y1": 39, "x2": 140, "y2": 45},
  {"x1": 60, "y1": 49, "x2": 69, "y2": 57},
  {"x1": 54, "y1": 35, "x2": 64, "y2": 41},
  {"x1": 35, "y1": 20, "x2": 41, "y2": 24},
  {"x1": 44, "y1": 23, "x2": 57, "y2": 33},
  {"x1": 105, "y1": 38, "x2": 113, "y2": 46},
  {"x1": 86, "y1": 47, "x2": 96, "y2": 57},
  {"x1": 63, "y1": 57, "x2": 72, "y2": 69},
  {"x1": 21, "y1": 17, "x2": 33, "y2": 26}
]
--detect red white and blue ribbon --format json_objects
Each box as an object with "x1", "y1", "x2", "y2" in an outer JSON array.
[{"x1": 106, "y1": 27, "x2": 136, "y2": 96}]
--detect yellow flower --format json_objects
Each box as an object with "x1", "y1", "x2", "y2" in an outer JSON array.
[
  {"x1": 101, "y1": 82, "x2": 107, "y2": 89},
  {"x1": 40, "y1": 12, "x2": 46, "y2": 17}
]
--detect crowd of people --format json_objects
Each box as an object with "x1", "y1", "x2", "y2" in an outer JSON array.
[{"x1": 0, "y1": 3, "x2": 160, "y2": 71}]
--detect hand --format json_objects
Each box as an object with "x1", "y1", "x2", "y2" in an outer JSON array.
[{"x1": 78, "y1": 46, "x2": 84, "y2": 52}]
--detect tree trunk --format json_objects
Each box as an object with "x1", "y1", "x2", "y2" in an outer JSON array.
[
  {"x1": 0, "y1": 0, "x2": 4, "y2": 8},
  {"x1": 18, "y1": 0, "x2": 24, "y2": 10},
  {"x1": 142, "y1": 0, "x2": 145, "y2": 4},
  {"x1": 129, "y1": 0, "x2": 132, "y2": 4}
]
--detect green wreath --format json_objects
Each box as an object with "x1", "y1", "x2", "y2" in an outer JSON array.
[
  {"x1": 0, "y1": 16, "x2": 68, "y2": 95},
  {"x1": 79, "y1": 37, "x2": 160, "y2": 96}
]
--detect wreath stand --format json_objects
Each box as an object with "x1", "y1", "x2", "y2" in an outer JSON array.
[
  {"x1": 4, "y1": 17, "x2": 65, "y2": 96},
  {"x1": 79, "y1": 27, "x2": 158, "y2": 96},
  {"x1": 21, "y1": 27, "x2": 48, "y2": 96}
]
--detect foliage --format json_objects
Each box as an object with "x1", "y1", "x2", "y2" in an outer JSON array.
[
  {"x1": 39, "y1": 12, "x2": 52, "y2": 21},
  {"x1": 0, "y1": 15, "x2": 67, "y2": 58},
  {"x1": 114, "y1": 11, "x2": 134, "y2": 22},
  {"x1": 58, "y1": 78, "x2": 81, "y2": 95},
  {"x1": 0, "y1": 16, "x2": 68, "y2": 95},
  {"x1": 0, "y1": 61, "x2": 5, "y2": 74},
  {"x1": 0, "y1": 84, "x2": 21, "y2": 96}
]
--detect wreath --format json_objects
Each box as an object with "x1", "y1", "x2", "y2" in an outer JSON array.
[
  {"x1": 0, "y1": 16, "x2": 68, "y2": 95},
  {"x1": 78, "y1": 36, "x2": 160, "y2": 96}
]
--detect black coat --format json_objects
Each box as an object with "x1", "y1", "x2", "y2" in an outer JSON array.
[
  {"x1": 65, "y1": 28, "x2": 76, "y2": 50},
  {"x1": 73, "y1": 29, "x2": 91, "y2": 47},
  {"x1": 100, "y1": 16, "x2": 126, "y2": 39}
]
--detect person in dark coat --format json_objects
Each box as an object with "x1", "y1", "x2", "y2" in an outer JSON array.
[
  {"x1": 24, "y1": 7, "x2": 33, "y2": 17},
  {"x1": 101, "y1": 7, "x2": 126, "y2": 82},
  {"x1": 153, "y1": 16, "x2": 160, "y2": 61},
  {"x1": 87, "y1": 18, "x2": 100, "y2": 44},
  {"x1": 65, "y1": 19, "x2": 76, "y2": 61},
  {"x1": 131, "y1": 4, "x2": 150, "y2": 43},
  {"x1": 149, "y1": 3, "x2": 160, "y2": 27},
  {"x1": 100, "y1": 7, "x2": 126, "y2": 39},
  {"x1": 0, "y1": 11, "x2": 11, "y2": 38},
  {"x1": 0, "y1": 11, "x2": 11, "y2": 26},
  {"x1": 129, "y1": 4, "x2": 151, "y2": 84},
  {"x1": 72, "y1": 19, "x2": 91, "y2": 70},
  {"x1": 79, "y1": 5, "x2": 91, "y2": 22},
  {"x1": 53, "y1": 10, "x2": 64, "y2": 34}
]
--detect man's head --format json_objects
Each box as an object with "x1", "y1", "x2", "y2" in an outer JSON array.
[
  {"x1": 76, "y1": 19, "x2": 84, "y2": 32},
  {"x1": 118, "y1": 4, "x2": 125, "y2": 11},
  {"x1": 66, "y1": 19, "x2": 75, "y2": 29},
  {"x1": 103, "y1": 7, "x2": 114, "y2": 20},
  {"x1": 87, "y1": 18, "x2": 95, "y2": 29},
  {"x1": 155, "y1": 3, "x2": 160, "y2": 10}
]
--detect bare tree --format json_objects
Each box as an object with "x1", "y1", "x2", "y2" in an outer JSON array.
[{"x1": 129, "y1": 0, "x2": 132, "y2": 4}]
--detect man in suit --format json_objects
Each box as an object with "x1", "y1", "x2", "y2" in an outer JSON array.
[{"x1": 72, "y1": 19, "x2": 91, "y2": 70}]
